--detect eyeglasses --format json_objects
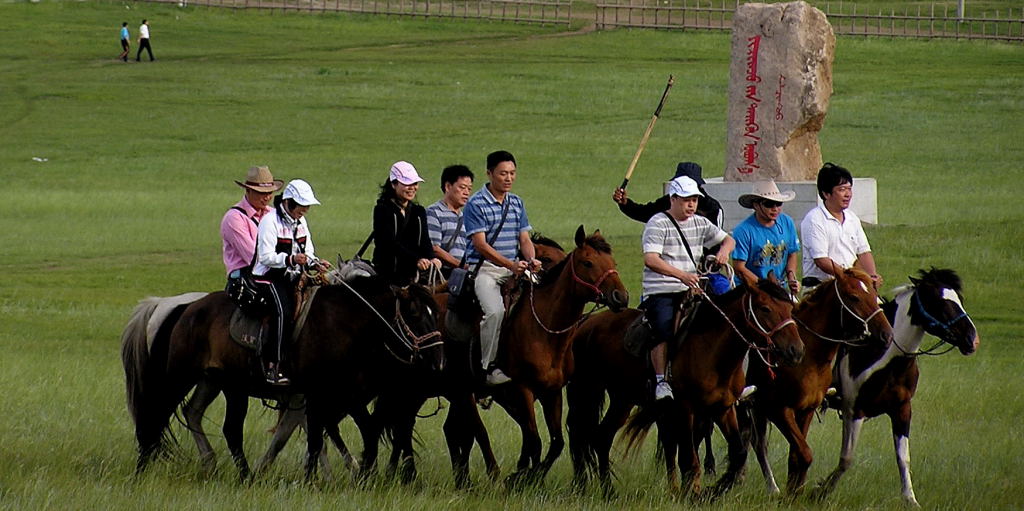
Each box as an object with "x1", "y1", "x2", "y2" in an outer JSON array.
[{"x1": 759, "y1": 200, "x2": 783, "y2": 208}]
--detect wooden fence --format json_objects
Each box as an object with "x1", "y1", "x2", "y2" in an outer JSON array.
[
  {"x1": 594, "y1": 0, "x2": 1024, "y2": 42},
  {"x1": 145, "y1": 0, "x2": 572, "y2": 25}
]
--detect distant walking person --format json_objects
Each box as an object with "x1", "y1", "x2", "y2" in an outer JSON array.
[
  {"x1": 118, "y1": 22, "x2": 130, "y2": 62},
  {"x1": 136, "y1": 19, "x2": 154, "y2": 62}
]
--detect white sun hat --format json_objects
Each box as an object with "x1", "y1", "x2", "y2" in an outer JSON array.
[{"x1": 282, "y1": 179, "x2": 321, "y2": 206}]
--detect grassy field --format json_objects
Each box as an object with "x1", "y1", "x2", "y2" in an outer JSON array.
[{"x1": 1, "y1": 1, "x2": 1022, "y2": 509}]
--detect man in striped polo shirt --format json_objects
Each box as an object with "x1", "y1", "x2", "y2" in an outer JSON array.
[
  {"x1": 642, "y1": 175, "x2": 735, "y2": 400},
  {"x1": 426, "y1": 164, "x2": 474, "y2": 276},
  {"x1": 463, "y1": 150, "x2": 542, "y2": 386}
]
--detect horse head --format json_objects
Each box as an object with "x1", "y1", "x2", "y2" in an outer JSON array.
[
  {"x1": 832, "y1": 268, "x2": 895, "y2": 347},
  {"x1": 908, "y1": 268, "x2": 979, "y2": 355},
  {"x1": 531, "y1": 232, "x2": 567, "y2": 270},
  {"x1": 391, "y1": 284, "x2": 446, "y2": 372},
  {"x1": 565, "y1": 225, "x2": 629, "y2": 312},
  {"x1": 739, "y1": 271, "x2": 804, "y2": 365}
]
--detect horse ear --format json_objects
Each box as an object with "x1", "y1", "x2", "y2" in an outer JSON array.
[
  {"x1": 575, "y1": 225, "x2": 586, "y2": 248},
  {"x1": 909, "y1": 276, "x2": 920, "y2": 286},
  {"x1": 766, "y1": 269, "x2": 779, "y2": 284},
  {"x1": 592, "y1": 229, "x2": 602, "y2": 238}
]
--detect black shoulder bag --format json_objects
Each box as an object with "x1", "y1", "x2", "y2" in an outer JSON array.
[{"x1": 447, "y1": 199, "x2": 511, "y2": 315}]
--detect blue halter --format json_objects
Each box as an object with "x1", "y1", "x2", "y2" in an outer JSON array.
[{"x1": 911, "y1": 288, "x2": 968, "y2": 336}]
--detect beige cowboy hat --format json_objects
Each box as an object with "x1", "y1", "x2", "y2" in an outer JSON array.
[
  {"x1": 235, "y1": 165, "x2": 284, "y2": 193},
  {"x1": 738, "y1": 180, "x2": 797, "y2": 208}
]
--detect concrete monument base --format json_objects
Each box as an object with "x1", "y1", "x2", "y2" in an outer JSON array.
[{"x1": 703, "y1": 177, "x2": 877, "y2": 232}]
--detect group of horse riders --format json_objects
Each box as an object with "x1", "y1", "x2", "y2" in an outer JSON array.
[{"x1": 222, "y1": 154, "x2": 880, "y2": 395}]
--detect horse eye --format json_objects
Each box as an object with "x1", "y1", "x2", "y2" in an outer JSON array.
[
  {"x1": 759, "y1": 305, "x2": 771, "y2": 313},
  {"x1": 582, "y1": 260, "x2": 594, "y2": 268}
]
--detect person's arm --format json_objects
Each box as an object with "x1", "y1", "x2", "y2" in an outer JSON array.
[
  {"x1": 415, "y1": 209, "x2": 439, "y2": 270},
  {"x1": 620, "y1": 195, "x2": 669, "y2": 223},
  {"x1": 220, "y1": 209, "x2": 255, "y2": 263},
  {"x1": 856, "y1": 251, "x2": 882, "y2": 289},
  {"x1": 426, "y1": 208, "x2": 461, "y2": 267},
  {"x1": 713, "y1": 234, "x2": 735, "y2": 265},
  {"x1": 733, "y1": 260, "x2": 758, "y2": 285},
  {"x1": 471, "y1": 232, "x2": 520, "y2": 272},
  {"x1": 644, "y1": 252, "x2": 700, "y2": 289},
  {"x1": 518, "y1": 230, "x2": 540, "y2": 271},
  {"x1": 256, "y1": 217, "x2": 290, "y2": 269},
  {"x1": 784, "y1": 251, "x2": 800, "y2": 294}
]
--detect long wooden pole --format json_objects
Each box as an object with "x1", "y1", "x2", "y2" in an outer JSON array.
[{"x1": 620, "y1": 74, "x2": 675, "y2": 190}]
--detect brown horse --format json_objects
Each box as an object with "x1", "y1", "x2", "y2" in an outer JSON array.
[
  {"x1": 811, "y1": 268, "x2": 979, "y2": 506},
  {"x1": 745, "y1": 268, "x2": 894, "y2": 496},
  {"x1": 481, "y1": 226, "x2": 629, "y2": 487},
  {"x1": 619, "y1": 274, "x2": 804, "y2": 500},
  {"x1": 368, "y1": 233, "x2": 570, "y2": 487},
  {"x1": 123, "y1": 276, "x2": 443, "y2": 480}
]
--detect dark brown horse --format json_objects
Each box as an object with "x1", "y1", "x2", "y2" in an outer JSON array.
[
  {"x1": 811, "y1": 268, "x2": 979, "y2": 506},
  {"x1": 369, "y1": 233, "x2": 570, "y2": 487},
  {"x1": 484, "y1": 226, "x2": 628, "y2": 487},
  {"x1": 618, "y1": 274, "x2": 804, "y2": 500},
  {"x1": 123, "y1": 276, "x2": 443, "y2": 480},
  {"x1": 745, "y1": 268, "x2": 894, "y2": 496}
]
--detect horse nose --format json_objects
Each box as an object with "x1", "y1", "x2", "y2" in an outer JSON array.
[
  {"x1": 787, "y1": 344, "x2": 804, "y2": 365},
  {"x1": 610, "y1": 289, "x2": 629, "y2": 311}
]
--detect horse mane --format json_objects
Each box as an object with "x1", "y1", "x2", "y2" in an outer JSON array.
[
  {"x1": 916, "y1": 267, "x2": 962, "y2": 293},
  {"x1": 794, "y1": 268, "x2": 870, "y2": 314},
  {"x1": 536, "y1": 232, "x2": 612, "y2": 288},
  {"x1": 531, "y1": 232, "x2": 564, "y2": 252}
]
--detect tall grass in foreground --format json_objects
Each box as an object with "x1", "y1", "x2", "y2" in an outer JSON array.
[{"x1": 0, "y1": 2, "x2": 1021, "y2": 509}]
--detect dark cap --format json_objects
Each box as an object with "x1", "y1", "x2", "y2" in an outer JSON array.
[{"x1": 673, "y1": 162, "x2": 704, "y2": 186}]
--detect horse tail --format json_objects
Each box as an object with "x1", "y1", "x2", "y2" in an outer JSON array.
[
  {"x1": 621, "y1": 402, "x2": 664, "y2": 458},
  {"x1": 121, "y1": 297, "x2": 163, "y2": 425},
  {"x1": 120, "y1": 293, "x2": 205, "y2": 468}
]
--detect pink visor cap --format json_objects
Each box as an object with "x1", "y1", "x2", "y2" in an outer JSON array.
[{"x1": 389, "y1": 161, "x2": 425, "y2": 185}]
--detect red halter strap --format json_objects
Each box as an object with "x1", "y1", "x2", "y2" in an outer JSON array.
[{"x1": 568, "y1": 252, "x2": 618, "y2": 299}]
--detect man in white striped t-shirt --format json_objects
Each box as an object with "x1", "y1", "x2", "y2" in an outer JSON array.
[{"x1": 641, "y1": 176, "x2": 734, "y2": 401}]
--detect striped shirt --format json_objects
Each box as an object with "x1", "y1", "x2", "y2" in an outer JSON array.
[
  {"x1": 642, "y1": 212, "x2": 727, "y2": 297},
  {"x1": 462, "y1": 185, "x2": 531, "y2": 265},
  {"x1": 425, "y1": 199, "x2": 466, "y2": 262}
]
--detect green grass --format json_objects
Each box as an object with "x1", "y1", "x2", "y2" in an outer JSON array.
[{"x1": 1, "y1": 1, "x2": 1022, "y2": 509}]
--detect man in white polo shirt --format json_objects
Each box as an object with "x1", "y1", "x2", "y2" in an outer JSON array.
[
  {"x1": 136, "y1": 19, "x2": 154, "y2": 62},
  {"x1": 641, "y1": 175, "x2": 734, "y2": 401},
  {"x1": 800, "y1": 162, "x2": 882, "y2": 289}
]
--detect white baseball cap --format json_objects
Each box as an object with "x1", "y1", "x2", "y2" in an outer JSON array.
[
  {"x1": 282, "y1": 179, "x2": 321, "y2": 206},
  {"x1": 389, "y1": 161, "x2": 425, "y2": 185},
  {"x1": 666, "y1": 176, "x2": 704, "y2": 198}
]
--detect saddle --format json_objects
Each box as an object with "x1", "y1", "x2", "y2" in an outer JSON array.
[
  {"x1": 228, "y1": 275, "x2": 322, "y2": 352},
  {"x1": 622, "y1": 292, "x2": 701, "y2": 358}
]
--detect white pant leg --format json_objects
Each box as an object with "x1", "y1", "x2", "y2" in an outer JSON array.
[{"x1": 476, "y1": 261, "x2": 513, "y2": 370}]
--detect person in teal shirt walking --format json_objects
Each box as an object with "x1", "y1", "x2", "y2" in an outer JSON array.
[{"x1": 118, "y1": 22, "x2": 130, "y2": 62}]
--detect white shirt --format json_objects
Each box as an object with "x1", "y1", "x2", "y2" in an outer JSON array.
[
  {"x1": 800, "y1": 202, "x2": 871, "y2": 281},
  {"x1": 642, "y1": 212, "x2": 727, "y2": 297},
  {"x1": 139, "y1": 23, "x2": 150, "y2": 39}
]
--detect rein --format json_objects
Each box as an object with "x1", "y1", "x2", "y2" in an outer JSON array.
[
  {"x1": 699, "y1": 291, "x2": 796, "y2": 368},
  {"x1": 335, "y1": 279, "x2": 443, "y2": 365},
  {"x1": 526, "y1": 252, "x2": 612, "y2": 335},
  {"x1": 794, "y1": 277, "x2": 883, "y2": 346}
]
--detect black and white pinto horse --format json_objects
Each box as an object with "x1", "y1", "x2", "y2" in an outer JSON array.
[{"x1": 813, "y1": 268, "x2": 979, "y2": 507}]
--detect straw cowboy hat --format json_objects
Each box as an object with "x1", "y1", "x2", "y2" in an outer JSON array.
[
  {"x1": 235, "y1": 165, "x2": 284, "y2": 193},
  {"x1": 738, "y1": 180, "x2": 797, "y2": 208}
]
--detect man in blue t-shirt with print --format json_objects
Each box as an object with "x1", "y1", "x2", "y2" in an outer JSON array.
[
  {"x1": 731, "y1": 180, "x2": 801, "y2": 296},
  {"x1": 462, "y1": 150, "x2": 541, "y2": 386}
]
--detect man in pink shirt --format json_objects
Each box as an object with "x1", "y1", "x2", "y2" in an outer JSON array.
[{"x1": 221, "y1": 166, "x2": 284, "y2": 278}]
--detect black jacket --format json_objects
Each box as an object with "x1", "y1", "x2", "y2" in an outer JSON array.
[
  {"x1": 372, "y1": 199, "x2": 433, "y2": 285},
  {"x1": 618, "y1": 190, "x2": 723, "y2": 226}
]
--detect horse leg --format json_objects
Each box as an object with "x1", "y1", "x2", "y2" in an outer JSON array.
[
  {"x1": 254, "y1": 403, "x2": 305, "y2": 477},
  {"x1": 784, "y1": 409, "x2": 816, "y2": 496},
  {"x1": 595, "y1": 397, "x2": 635, "y2": 499},
  {"x1": 812, "y1": 414, "x2": 865, "y2": 500},
  {"x1": 707, "y1": 407, "x2": 747, "y2": 500},
  {"x1": 442, "y1": 398, "x2": 472, "y2": 489},
  {"x1": 565, "y1": 381, "x2": 593, "y2": 491},
  {"x1": 222, "y1": 390, "x2": 251, "y2": 480},
  {"x1": 497, "y1": 386, "x2": 541, "y2": 489},
  {"x1": 355, "y1": 405, "x2": 380, "y2": 480},
  {"x1": 891, "y1": 402, "x2": 920, "y2": 507},
  {"x1": 749, "y1": 407, "x2": 781, "y2": 495},
  {"x1": 702, "y1": 425, "x2": 717, "y2": 477},
  {"x1": 537, "y1": 390, "x2": 565, "y2": 481},
  {"x1": 182, "y1": 380, "x2": 221, "y2": 474},
  {"x1": 390, "y1": 400, "x2": 420, "y2": 485},
  {"x1": 656, "y1": 408, "x2": 682, "y2": 495},
  {"x1": 303, "y1": 401, "x2": 326, "y2": 482}
]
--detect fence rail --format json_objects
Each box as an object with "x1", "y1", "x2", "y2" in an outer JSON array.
[
  {"x1": 142, "y1": 0, "x2": 572, "y2": 25},
  {"x1": 594, "y1": 0, "x2": 1024, "y2": 42}
]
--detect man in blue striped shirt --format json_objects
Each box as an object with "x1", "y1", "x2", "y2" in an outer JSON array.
[
  {"x1": 426, "y1": 164, "x2": 474, "y2": 274},
  {"x1": 463, "y1": 150, "x2": 541, "y2": 386}
]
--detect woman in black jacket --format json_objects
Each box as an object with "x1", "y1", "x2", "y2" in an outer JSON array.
[{"x1": 372, "y1": 161, "x2": 440, "y2": 285}]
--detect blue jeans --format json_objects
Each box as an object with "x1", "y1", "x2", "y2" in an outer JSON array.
[{"x1": 641, "y1": 293, "x2": 685, "y2": 346}]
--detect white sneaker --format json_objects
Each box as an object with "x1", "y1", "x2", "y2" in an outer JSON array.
[
  {"x1": 738, "y1": 385, "x2": 757, "y2": 402},
  {"x1": 654, "y1": 381, "x2": 674, "y2": 401},
  {"x1": 486, "y1": 367, "x2": 512, "y2": 386}
]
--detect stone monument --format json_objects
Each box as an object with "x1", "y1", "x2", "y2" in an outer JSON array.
[
  {"x1": 705, "y1": 1, "x2": 876, "y2": 230},
  {"x1": 725, "y1": 1, "x2": 834, "y2": 181}
]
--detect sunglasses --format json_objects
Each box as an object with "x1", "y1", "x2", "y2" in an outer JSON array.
[{"x1": 758, "y1": 200, "x2": 784, "y2": 208}]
